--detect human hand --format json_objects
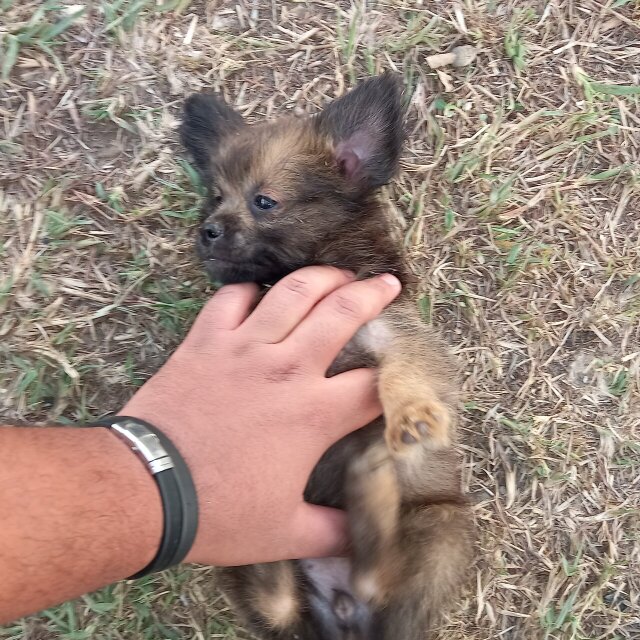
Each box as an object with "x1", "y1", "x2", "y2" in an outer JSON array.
[{"x1": 121, "y1": 267, "x2": 401, "y2": 566}]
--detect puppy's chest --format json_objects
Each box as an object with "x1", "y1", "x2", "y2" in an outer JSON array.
[{"x1": 327, "y1": 318, "x2": 392, "y2": 377}]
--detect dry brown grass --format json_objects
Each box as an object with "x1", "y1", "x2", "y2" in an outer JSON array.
[{"x1": 1, "y1": 1, "x2": 639, "y2": 638}]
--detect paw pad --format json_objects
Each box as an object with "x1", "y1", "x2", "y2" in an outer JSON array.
[
  {"x1": 401, "y1": 430, "x2": 417, "y2": 444},
  {"x1": 385, "y1": 400, "x2": 451, "y2": 454}
]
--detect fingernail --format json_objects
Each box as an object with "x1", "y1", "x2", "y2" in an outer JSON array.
[{"x1": 378, "y1": 273, "x2": 401, "y2": 291}]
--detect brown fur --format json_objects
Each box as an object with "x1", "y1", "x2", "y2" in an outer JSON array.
[
  {"x1": 181, "y1": 74, "x2": 475, "y2": 640},
  {"x1": 253, "y1": 562, "x2": 303, "y2": 629}
]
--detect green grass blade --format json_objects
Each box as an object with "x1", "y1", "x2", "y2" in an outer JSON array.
[
  {"x1": 553, "y1": 587, "x2": 580, "y2": 630},
  {"x1": 177, "y1": 158, "x2": 204, "y2": 193},
  {"x1": 104, "y1": 0, "x2": 150, "y2": 33},
  {"x1": 506, "y1": 244, "x2": 522, "y2": 265},
  {"x1": 156, "y1": 0, "x2": 190, "y2": 11},
  {"x1": 591, "y1": 82, "x2": 640, "y2": 97},
  {"x1": 585, "y1": 165, "x2": 629, "y2": 182},
  {"x1": 36, "y1": 42, "x2": 65, "y2": 76},
  {"x1": 418, "y1": 295, "x2": 431, "y2": 323},
  {"x1": 1, "y1": 34, "x2": 20, "y2": 79},
  {"x1": 39, "y1": 7, "x2": 86, "y2": 42},
  {"x1": 25, "y1": 1, "x2": 52, "y2": 29}
]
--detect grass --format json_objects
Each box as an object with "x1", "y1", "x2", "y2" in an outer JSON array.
[
  {"x1": 1, "y1": 0, "x2": 640, "y2": 638},
  {"x1": 0, "y1": 1, "x2": 86, "y2": 79},
  {"x1": 101, "y1": 0, "x2": 191, "y2": 35},
  {"x1": 0, "y1": 569, "x2": 239, "y2": 640}
]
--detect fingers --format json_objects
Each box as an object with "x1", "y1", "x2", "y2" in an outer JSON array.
[
  {"x1": 285, "y1": 274, "x2": 401, "y2": 372},
  {"x1": 320, "y1": 368, "x2": 382, "y2": 444},
  {"x1": 187, "y1": 283, "x2": 260, "y2": 343},
  {"x1": 288, "y1": 503, "x2": 349, "y2": 559},
  {"x1": 238, "y1": 266, "x2": 355, "y2": 343}
]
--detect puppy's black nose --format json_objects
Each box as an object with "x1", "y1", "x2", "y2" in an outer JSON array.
[{"x1": 201, "y1": 222, "x2": 223, "y2": 244}]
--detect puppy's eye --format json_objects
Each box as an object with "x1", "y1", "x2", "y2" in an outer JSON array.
[{"x1": 253, "y1": 194, "x2": 278, "y2": 211}]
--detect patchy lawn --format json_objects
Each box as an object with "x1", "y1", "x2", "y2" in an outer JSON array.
[{"x1": 1, "y1": 0, "x2": 639, "y2": 638}]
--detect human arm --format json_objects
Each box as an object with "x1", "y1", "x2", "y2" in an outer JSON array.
[{"x1": 0, "y1": 267, "x2": 401, "y2": 623}]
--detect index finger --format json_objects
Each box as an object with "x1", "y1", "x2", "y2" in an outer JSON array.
[
  {"x1": 237, "y1": 266, "x2": 355, "y2": 344},
  {"x1": 283, "y1": 274, "x2": 401, "y2": 372}
]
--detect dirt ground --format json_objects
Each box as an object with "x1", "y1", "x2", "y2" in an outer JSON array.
[{"x1": 1, "y1": 1, "x2": 639, "y2": 638}]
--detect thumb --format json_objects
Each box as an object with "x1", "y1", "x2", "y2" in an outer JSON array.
[{"x1": 288, "y1": 503, "x2": 349, "y2": 559}]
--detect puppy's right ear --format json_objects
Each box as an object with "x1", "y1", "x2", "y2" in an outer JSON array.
[{"x1": 180, "y1": 94, "x2": 245, "y2": 175}]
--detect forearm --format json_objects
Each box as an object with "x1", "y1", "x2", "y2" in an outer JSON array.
[{"x1": 0, "y1": 425, "x2": 162, "y2": 624}]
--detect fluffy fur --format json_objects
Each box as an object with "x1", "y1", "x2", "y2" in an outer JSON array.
[{"x1": 181, "y1": 74, "x2": 475, "y2": 640}]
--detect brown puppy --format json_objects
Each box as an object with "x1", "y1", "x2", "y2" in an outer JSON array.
[{"x1": 181, "y1": 74, "x2": 474, "y2": 640}]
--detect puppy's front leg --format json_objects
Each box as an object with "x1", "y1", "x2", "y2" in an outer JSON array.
[{"x1": 357, "y1": 302, "x2": 458, "y2": 455}]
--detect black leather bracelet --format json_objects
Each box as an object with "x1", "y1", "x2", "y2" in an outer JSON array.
[{"x1": 96, "y1": 416, "x2": 199, "y2": 579}]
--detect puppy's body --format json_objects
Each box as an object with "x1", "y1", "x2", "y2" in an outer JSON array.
[{"x1": 181, "y1": 75, "x2": 474, "y2": 639}]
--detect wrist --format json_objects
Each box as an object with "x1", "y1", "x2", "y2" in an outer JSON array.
[
  {"x1": 118, "y1": 401, "x2": 219, "y2": 567},
  {"x1": 105, "y1": 412, "x2": 200, "y2": 573},
  {"x1": 92, "y1": 426, "x2": 165, "y2": 576}
]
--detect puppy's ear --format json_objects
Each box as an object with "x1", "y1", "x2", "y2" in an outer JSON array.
[
  {"x1": 180, "y1": 93, "x2": 245, "y2": 175},
  {"x1": 314, "y1": 73, "x2": 404, "y2": 192}
]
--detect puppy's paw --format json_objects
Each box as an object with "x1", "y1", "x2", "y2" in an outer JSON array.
[
  {"x1": 348, "y1": 443, "x2": 399, "y2": 550},
  {"x1": 348, "y1": 444, "x2": 399, "y2": 526},
  {"x1": 385, "y1": 396, "x2": 451, "y2": 455},
  {"x1": 348, "y1": 444, "x2": 402, "y2": 606}
]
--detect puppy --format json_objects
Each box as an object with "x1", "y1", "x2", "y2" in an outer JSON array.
[{"x1": 181, "y1": 74, "x2": 474, "y2": 639}]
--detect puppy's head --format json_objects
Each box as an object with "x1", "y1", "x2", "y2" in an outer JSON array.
[{"x1": 181, "y1": 74, "x2": 404, "y2": 285}]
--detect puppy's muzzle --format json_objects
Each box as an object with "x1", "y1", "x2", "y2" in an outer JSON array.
[{"x1": 200, "y1": 221, "x2": 224, "y2": 245}]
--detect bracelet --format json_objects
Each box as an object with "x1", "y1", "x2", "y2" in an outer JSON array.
[{"x1": 96, "y1": 416, "x2": 199, "y2": 579}]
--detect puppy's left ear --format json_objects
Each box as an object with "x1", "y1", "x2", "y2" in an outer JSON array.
[
  {"x1": 180, "y1": 93, "x2": 246, "y2": 175},
  {"x1": 314, "y1": 73, "x2": 404, "y2": 192}
]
